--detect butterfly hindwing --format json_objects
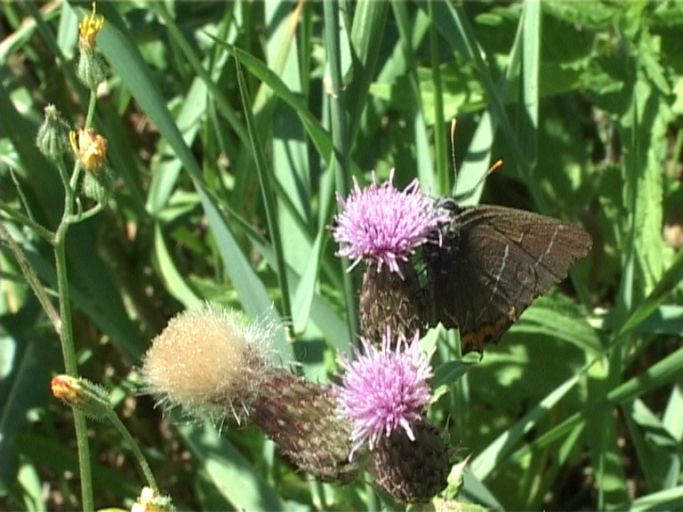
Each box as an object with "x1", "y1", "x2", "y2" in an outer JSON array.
[{"x1": 426, "y1": 204, "x2": 592, "y2": 352}]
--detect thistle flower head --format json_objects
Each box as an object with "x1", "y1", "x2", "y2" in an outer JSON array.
[
  {"x1": 141, "y1": 304, "x2": 277, "y2": 424},
  {"x1": 334, "y1": 329, "x2": 434, "y2": 457},
  {"x1": 331, "y1": 170, "x2": 448, "y2": 278}
]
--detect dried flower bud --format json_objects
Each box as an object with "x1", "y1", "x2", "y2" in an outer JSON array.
[
  {"x1": 36, "y1": 105, "x2": 70, "y2": 161},
  {"x1": 51, "y1": 374, "x2": 111, "y2": 419},
  {"x1": 130, "y1": 486, "x2": 175, "y2": 512},
  {"x1": 76, "y1": 3, "x2": 106, "y2": 88},
  {"x1": 70, "y1": 129, "x2": 108, "y2": 171}
]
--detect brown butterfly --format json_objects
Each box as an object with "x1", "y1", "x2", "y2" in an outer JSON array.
[{"x1": 423, "y1": 199, "x2": 592, "y2": 352}]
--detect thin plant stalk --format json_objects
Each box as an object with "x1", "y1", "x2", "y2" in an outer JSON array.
[
  {"x1": 45, "y1": 87, "x2": 101, "y2": 511},
  {"x1": 0, "y1": 222, "x2": 59, "y2": 330},
  {"x1": 107, "y1": 412, "x2": 159, "y2": 493},
  {"x1": 54, "y1": 151, "x2": 95, "y2": 512}
]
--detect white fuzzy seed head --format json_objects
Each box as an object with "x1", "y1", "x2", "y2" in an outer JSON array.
[{"x1": 141, "y1": 304, "x2": 277, "y2": 424}]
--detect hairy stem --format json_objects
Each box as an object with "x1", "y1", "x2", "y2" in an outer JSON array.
[
  {"x1": 108, "y1": 412, "x2": 159, "y2": 493},
  {"x1": 0, "y1": 221, "x2": 59, "y2": 331}
]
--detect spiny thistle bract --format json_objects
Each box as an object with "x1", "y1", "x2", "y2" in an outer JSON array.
[
  {"x1": 141, "y1": 304, "x2": 360, "y2": 482},
  {"x1": 371, "y1": 420, "x2": 451, "y2": 504},
  {"x1": 251, "y1": 371, "x2": 362, "y2": 482},
  {"x1": 359, "y1": 263, "x2": 425, "y2": 341}
]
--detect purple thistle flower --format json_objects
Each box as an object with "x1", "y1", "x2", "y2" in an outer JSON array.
[
  {"x1": 331, "y1": 170, "x2": 448, "y2": 278},
  {"x1": 334, "y1": 329, "x2": 434, "y2": 458}
]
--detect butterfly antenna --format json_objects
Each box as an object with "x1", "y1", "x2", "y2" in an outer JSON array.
[
  {"x1": 450, "y1": 118, "x2": 458, "y2": 187},
  {"x1": 453, "y1": 158, "x2": 505, "y2": 201}
]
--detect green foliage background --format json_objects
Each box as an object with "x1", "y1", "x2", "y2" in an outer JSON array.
[{"x1": 1, "y1": 1, "x2": 683, "y2": 510}]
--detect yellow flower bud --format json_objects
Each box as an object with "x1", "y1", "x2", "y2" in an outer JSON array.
[{"x1": 51, "y1": 374, "x2": 111, "y2": 419}]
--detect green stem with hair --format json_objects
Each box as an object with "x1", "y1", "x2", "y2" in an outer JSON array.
[
  {"x1": 54, "y1": 148, "x2": 95, "y2": 512},
  {"x1": 107, "y1": 412, "x2": 159, "y2": 493},
  {"x1": 48, "y1": 87, "x2": 101, "y2": 511}
]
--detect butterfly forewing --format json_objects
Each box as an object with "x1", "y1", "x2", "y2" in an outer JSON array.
[{"x1": 426, "y1": 204, "x2": 592, "y2": 352}]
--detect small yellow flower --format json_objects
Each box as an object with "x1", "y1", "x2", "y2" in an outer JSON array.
[
  {"x1": 70, "y1": 128, "x2": 108, "y2": 171},
  {"x1": 79, "y1": 2, "x2": 105, "y2": 50}
]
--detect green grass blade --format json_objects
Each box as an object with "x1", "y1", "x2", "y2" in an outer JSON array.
[
  {"x1": 616, "y1": 485, "x2": 683, "y2": 512},
  {"x1": 324, "y1": 0, "x2": 356, "y2": 340},
  {"x1": 347, "y1": 0, "x2": 389, "y2": 143},
  {"x1": 292, "y1": 231, "x2": 323, "y2": 335},
  {"x1": 471, "y1": 364, "x2": 585, "y2": 480},
  {"x1": 225, "y1": 45, "x2": 360, "y2": 176},
  {"x1": 234, "y1": 57, "x2": 293, "y2": 336},
  {"x1": 96, "y1": 6, "x2": 281, "y2": 331},
  {"x1": 392, "y1": 1, "x2": 435, "y2": 190},
  {"x1": 519, "y1": 0, "x2": 540, "y2": 168},
  {"x1": 663, "y1": 384, "x2": 683, "y2": 442},
  {"x1": 151, "y1": 3, "x2": 249, "y2": 148},
  {"x1": 427, "y1": 0, "x2": 449, "y2": 194},
  {"x1": 0, "y1": 336, "x2": 56, "y2": 492},
  {"x1": 616, "y1": 249, "x2": 683, "y2": 339},
  {"x1": 607, "y1": 347, "x2": 683, "y2": 405},
  {"x1": 153, "y1": 225, "x2": 201, "y2": 308}
]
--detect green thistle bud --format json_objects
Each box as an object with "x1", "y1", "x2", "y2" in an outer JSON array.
[
  {"x1": 251, "y1": 371, "x2": 362, "y2": 483},
  {"x1": 36, "y1": 105, "x2": 70, "y2": 161},
  {"x1": 371, "y1": 420, "x2": 450, "y2": 504},
  {"x1": 50, "y1": 374, "x2": 112, "y2": 420},
  {"x1": 359, "y1": 263, "x2": 425, "y2": 344}
]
